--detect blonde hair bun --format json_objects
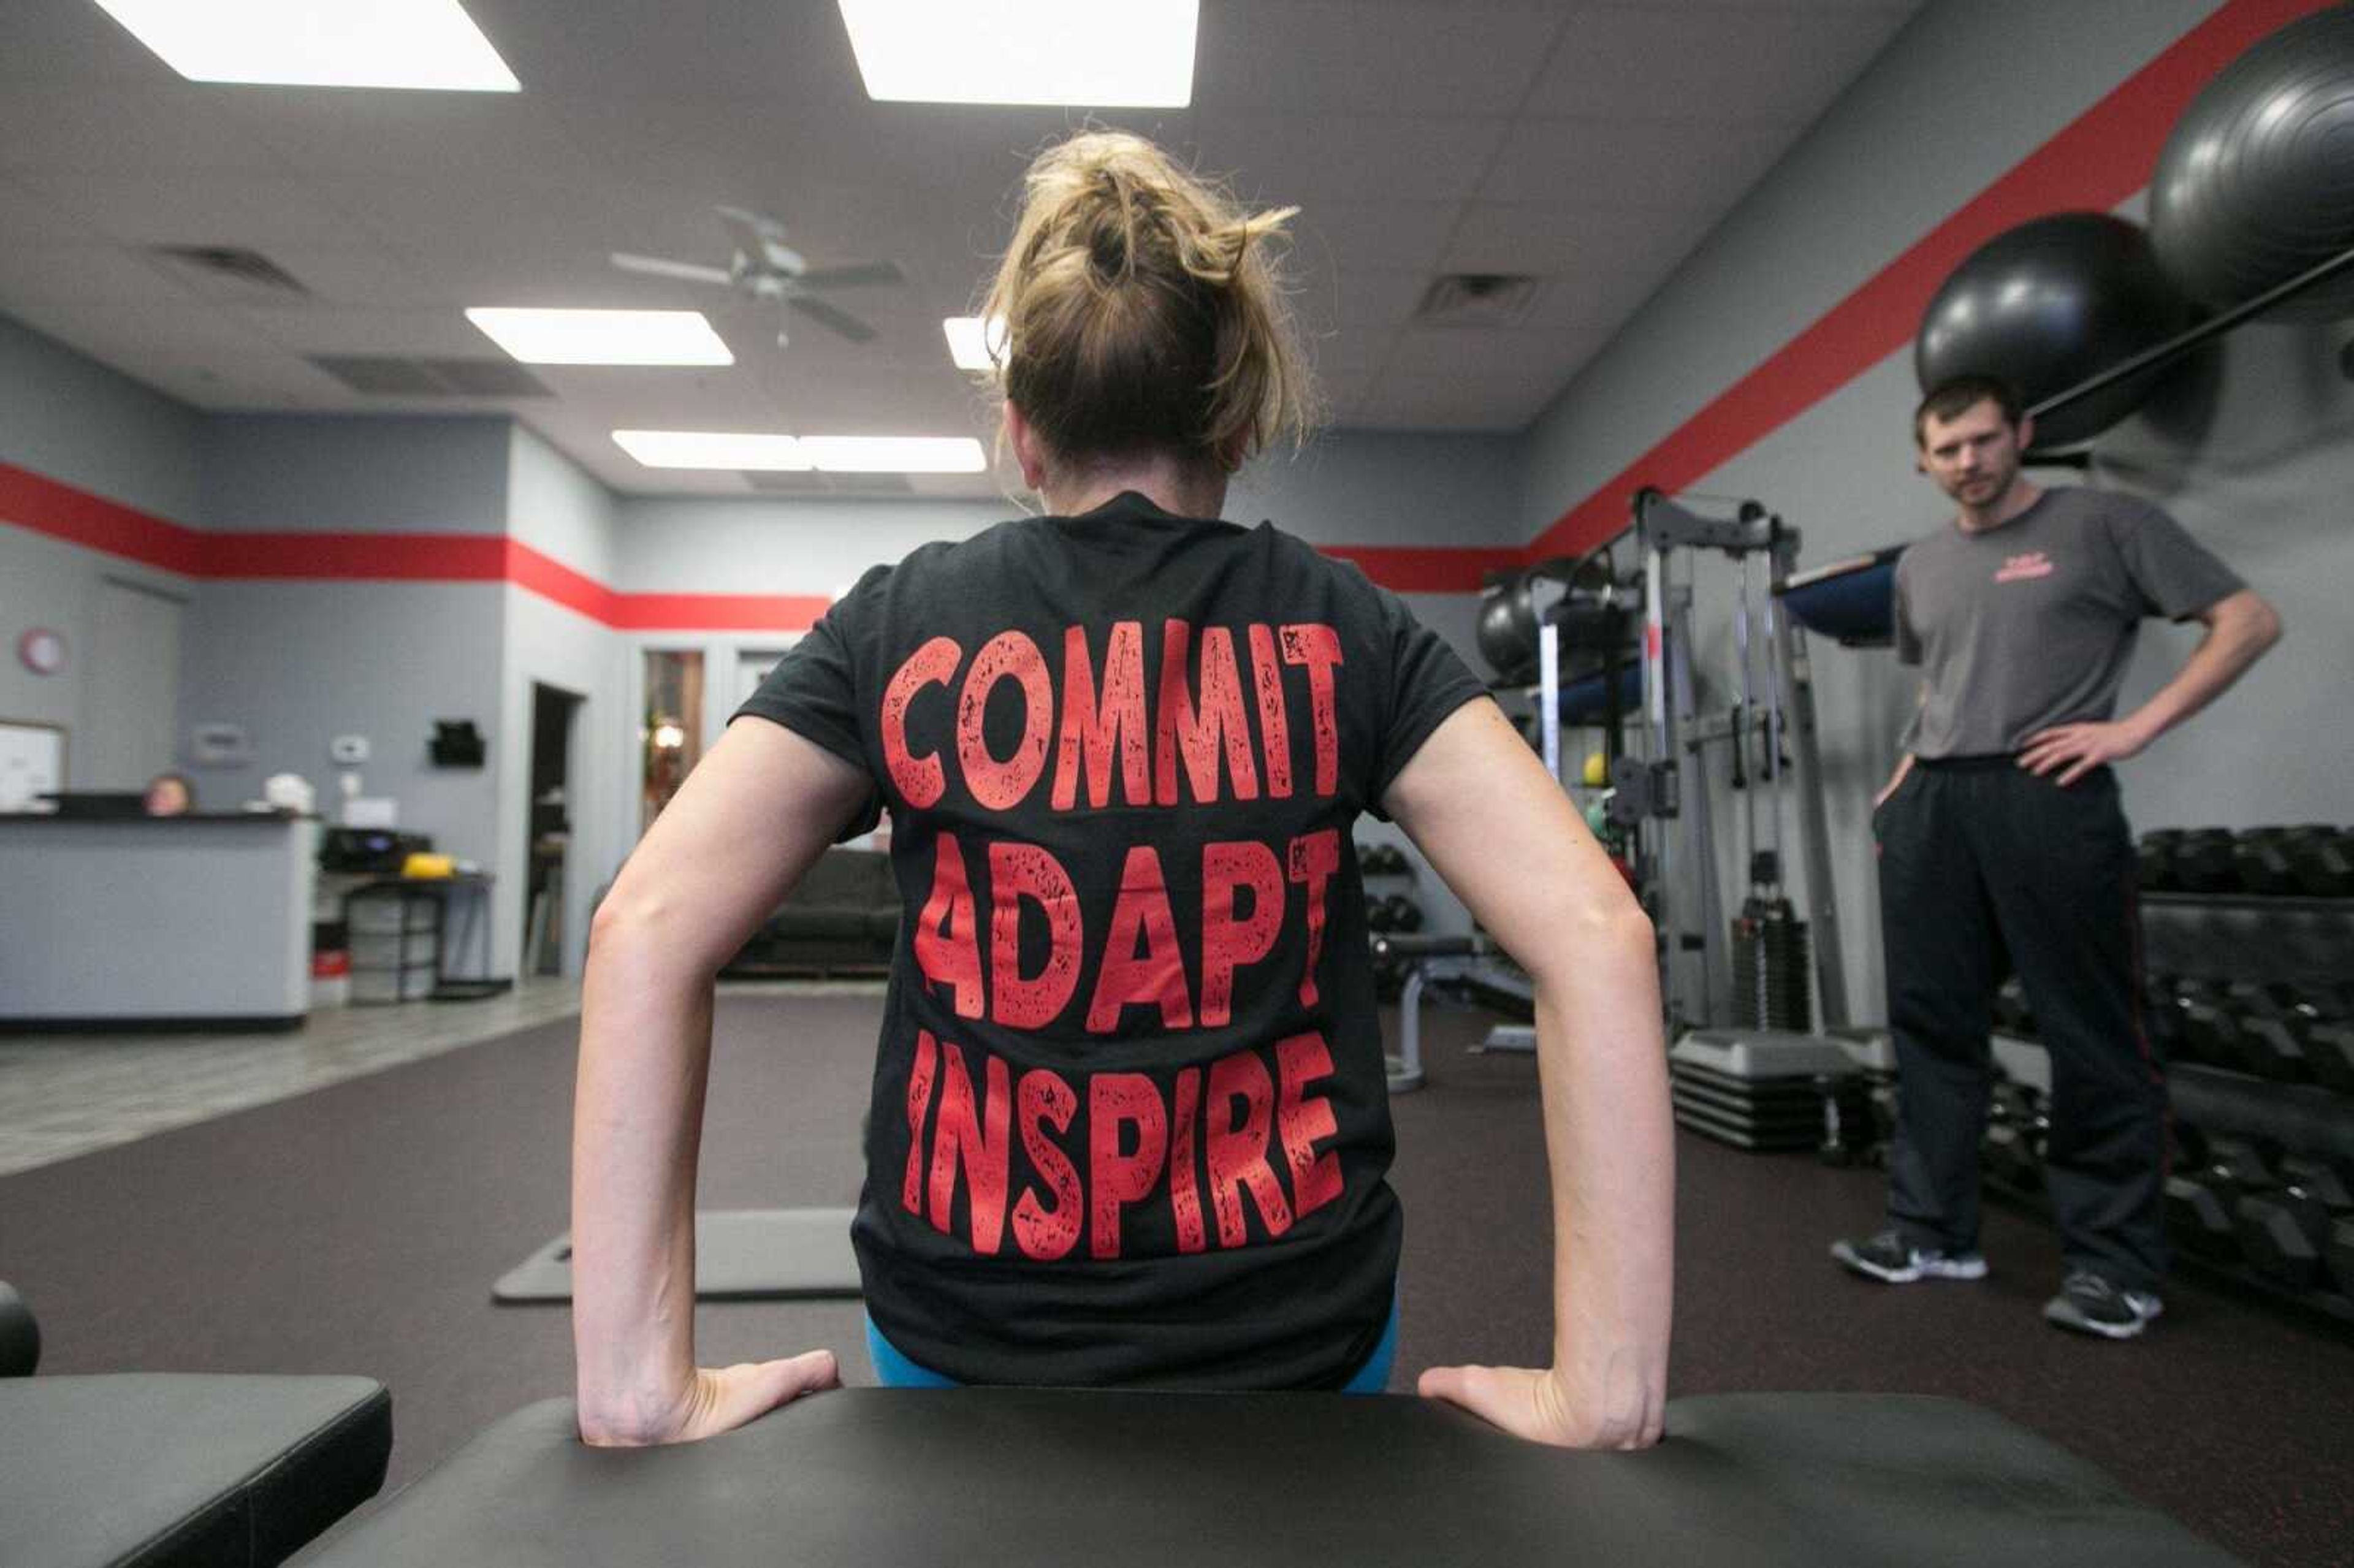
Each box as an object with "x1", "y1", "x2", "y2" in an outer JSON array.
[{"x1": 981, "y1": 131, "x2": 1318, "y2": 472}]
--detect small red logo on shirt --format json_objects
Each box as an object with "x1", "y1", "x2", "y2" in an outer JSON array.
[{"x1": 1994, "y1": 551, "x2": 2055, "y2": 583}]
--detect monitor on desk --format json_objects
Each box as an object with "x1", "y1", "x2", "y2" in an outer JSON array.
[{"x1": 38, "y1": 791, "x2": 151, "y2": 819}]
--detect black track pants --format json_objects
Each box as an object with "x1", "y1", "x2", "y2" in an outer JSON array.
[{"x1": 1875, "y1": 756, "x2": 2168, "y2": 1293}]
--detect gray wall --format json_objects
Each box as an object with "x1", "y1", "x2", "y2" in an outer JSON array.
[
  {"x1": 0, "y1": 313, "x2": 202, "y2": 522},
  {"x1": 0, "y1": 315, "x2": 203, "y2": 783},
  {"x1": 183, "y1": 416, "x2": 512, "y2": 875},
  {"x1": 501, "y1": 424, "x2": 628, "y2": 978},
  {"x1": 202, "y1": 414, "x2": 511, "y2": 536},
  {"x1": 509, "y1": 423, "x2": 620, "y2": 582}
]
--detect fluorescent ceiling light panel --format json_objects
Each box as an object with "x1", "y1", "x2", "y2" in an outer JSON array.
[
  {"x1": 612, "y1": 431, "x2": 810, "y2": 471},
  {"x1": 839, "y1": 0, "x2": 1195, "y2": 105},
  {"x1": 943, "y1": 316, "x2": 1008, "y2": 371},
  {"x1": 467, "y1": 309, "x2": 733, "y2": 366},
  {"x1": 801, "y1": 436, "x2": 989, "y2": 473},
  {"x1": 91, "y1": 0, "x2": 520, "y2": 91}
]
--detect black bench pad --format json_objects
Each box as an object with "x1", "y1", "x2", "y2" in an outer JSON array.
[
  {"x1": 1, "y1": 1373, "x2": 390, "y2": 1568},
  {"x1": 294, "y1": 1388, "x2": 2239, "y2": 1567}
]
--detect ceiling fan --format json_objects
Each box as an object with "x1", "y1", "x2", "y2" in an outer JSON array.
[{"x1": 611, "y1": 207, "x2": 904, "y2": 348}]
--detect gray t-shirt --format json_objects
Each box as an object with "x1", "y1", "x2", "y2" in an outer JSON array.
[{"x1": 1894, "y1": 486, "x2": 2242, "y2": 758}]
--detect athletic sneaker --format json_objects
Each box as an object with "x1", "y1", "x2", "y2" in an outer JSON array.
[
  {"x1": 2042, "y1": 1271, "x2": 2163, "y2": 1339},
  {"x1": 1830, "y1": 1228, "x2": 1989, "y2": 1284}
]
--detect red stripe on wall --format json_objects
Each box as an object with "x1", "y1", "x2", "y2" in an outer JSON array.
[
  {"x1": 2, "y1": 452, "x2": 1506, "y2": 616},
  {"x1": 505, "y1": 539, "x2": 621, "y2": 622},
  {"x1": 205, "y1": 531, "x2": 509, "y2": 580},
  {"x1": 0, "y1": 462, "x2": 208, "y2": 575},
  {"x1": 1523, "y1": 0, "x2": 2334, "y2": 565},
  {"x1": 611, "y1": 592, "x2": 837, "y2": 632},
  {"x1": 1320, "y1": 544, "x2": 1522, "y2": 594}
]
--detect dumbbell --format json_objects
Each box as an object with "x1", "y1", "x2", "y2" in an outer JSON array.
[
  {"x1": 1379, "y1": 895, "x2": 1423, "y2": 933},
  {"x1": 2287, "y1": 825, "x2": 2354, "y2": 897},
  {"x1": 2136, "y1": 829, "x2": 2183, "y2": 891},
  {"x1": 2158, "y1": 977, "x2": 2225, "y2": 1066},
  {"x1": 2181, "y1": 983, "x2": 2266, "y2": 1073},
  {"x1": 2173, "y1": 829, "x2": 2240, "y2": 893},
  {"x1": 1982, "y1": 1083, "x2": 2046, "y2": 1192},
  {"x1": 1992, "y1": 976, "x2": 2035, "y2": 1038},
  {"x1": 2306, "y1": 1021, "x2": 2354, "y2": 1095},
  {"x1": 1364, "y1": 897, "x2": 1397, "y2": 933},
  {"x1": 2165, "y1": 1176, "x2": 2241, "y2": 1262},
  {"x1": 2233, "y1": 986, "x2": 2342, "y2": 1083},
  {"x1": 1357, "y1": 843, "x2": 1409, "y2": 875},
  {"x1": 2202, "y1": 1133, "x2": 2281, "y2": 1193},
  {"x1": 2233, "y1": 1157, "x2": 2353, "y2": 1291},
  {"x1": 2230, "y1": 827, "x2": 2304, "y2": 896}
]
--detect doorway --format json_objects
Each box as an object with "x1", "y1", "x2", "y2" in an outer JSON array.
[{"x1": 525, "y1": 682, "x2": 583, "y2": 977}]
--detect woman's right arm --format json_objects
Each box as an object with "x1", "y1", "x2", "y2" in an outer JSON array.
[
  {"x1": 1383, "y1": 699, "x2": 1672, "y2": 1450},
  {"x1": 573, "y1": 717, "x2": 872, "y2": 1445}
]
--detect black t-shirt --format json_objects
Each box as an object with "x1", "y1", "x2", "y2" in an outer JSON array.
[{"x1": 734, "y1": 490, "x2": 1490, "y2": 1388}]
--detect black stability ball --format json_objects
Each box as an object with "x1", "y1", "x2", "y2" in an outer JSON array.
[
  {"x1": 1914, "y1": 212, "x2": 2192, "y2": 448},
  {"x1": 2149, "y1": 4, "x2": 2354, "y2": 320}
]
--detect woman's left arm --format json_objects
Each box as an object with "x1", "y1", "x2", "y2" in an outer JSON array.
[{"x1": 573, "y1": 718, "x2": 872, "y2": 1445}]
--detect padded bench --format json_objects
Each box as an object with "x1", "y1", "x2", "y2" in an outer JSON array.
[
  {"x1": 291, "y1": 1388, "x2": 2239, "y2": 1567},
  {"x1": 1, "y1": 1373, "x2": 390, "y2": 1568}
]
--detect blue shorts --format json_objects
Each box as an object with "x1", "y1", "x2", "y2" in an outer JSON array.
[{"x1": 865, "y1": 1297, "x2": 1401, "y2": 1395}]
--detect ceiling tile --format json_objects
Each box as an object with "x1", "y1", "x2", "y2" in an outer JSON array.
[
  {"x1": 1294, "y1": 268, "x2": 1436, "y2": 337},
  {"x1": 113, "y1": 351, "x2": 358, "y2": 412},
  {"x1": 7, "y1": 298, "x2": 280, "y2": 359},
  {"x1": 0, "y1": 77, "x2": 286, "y2": 173},
  {"x1": 230, "y1": 305, "x2": 493, "y2": 357},
  {"x1": 0, "y1": 243, "x2": 194, "y2": 306},
  {"x1": 1480, "y1": 116, "x2": 1799, "y2": 210},
  {"x1": 10, "y1": 170, "x2": 375, "y2": 249},
  {"x1": 1527, "y1": 5, "x2": 1912, "y2": 122},
  {"x1": 0, "y1": 175, "x2": 96, "y2": 242},
  {"x1": 252, "y1": 248, "x2": 448, "y2": 310},
  {"x1": 1195, "y1": 115, "x2": 1511, "y2": 207},
  {"x1": 1442, "y1": 203, "x2": 1715, "y2": 277},
  {"x1": 1194, "y1": 2, "x2": 1564, "y2": 115},
  {"x1": 216, "y1": 89, "x2": 588, "y2": 178},
  {"x1": 1286, "y1": 200, "x2": 1463, "y2": 283},
  {"x1": 459, "y1": 0, "x2": 871, "y2": 105},
  {"x1": 0, "y1": 0, "x2": 194, "y2": 82}
]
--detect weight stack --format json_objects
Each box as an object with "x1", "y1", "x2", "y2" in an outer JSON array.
[
  {"x1": 1669, "y1": 1028, "x2": 1862, "y2": 1153},
  {"x1": 1731, "y1": 897, "x2": 1813, "y2": 1033}
]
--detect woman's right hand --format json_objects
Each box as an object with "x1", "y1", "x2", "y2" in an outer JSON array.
[{"x1": 578, "y1": 1349, "x2": 840, "y2": 1448}]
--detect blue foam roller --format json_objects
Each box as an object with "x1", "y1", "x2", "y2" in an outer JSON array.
[{"x1": 1779, "y1": 548, "x2": 1905, "y2": 645}]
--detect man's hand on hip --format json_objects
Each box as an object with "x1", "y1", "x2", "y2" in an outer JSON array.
[{"x1": 2017, "y1": 718, "x2": 2150, "y2": 786}]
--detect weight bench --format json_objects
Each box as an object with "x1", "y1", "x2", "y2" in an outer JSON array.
[
  {"x1": 289, "y1": 1388, "x2": 2239, "y2": 1566},
  {"x1": 0, "y1": 1373, "x2": 390, "y2": 1568},
  {"x1": 1374, "y1": 932, "x2": 1534, "y2": 1090}
]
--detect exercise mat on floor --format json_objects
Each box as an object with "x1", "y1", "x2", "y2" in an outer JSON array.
[{"x1": 492, "y1": 1208, "x2": 861, "y2": 1303}]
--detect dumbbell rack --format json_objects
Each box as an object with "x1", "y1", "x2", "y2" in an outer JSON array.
[{"x1": 1983, "y1": 885, "x2": 2354, "y2": 1330}]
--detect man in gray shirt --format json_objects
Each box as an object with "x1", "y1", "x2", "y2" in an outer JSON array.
[{"x1": 1832, "y1": 375, "x2": 2281, "y2": 1339}]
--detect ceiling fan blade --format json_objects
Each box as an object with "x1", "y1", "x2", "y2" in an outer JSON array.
[
  {"x1": 787, "y1": 294, "x2": 878, "y2": 344},
  {"x1": 793, "y1": 260, "x2": 905, "y2": 291},
  {"x1": 715, "y1": 206, "x2": 802, "y2": 274},
  {"x1": 610, "y1": 251, "x2": 734, "y2": 286}
]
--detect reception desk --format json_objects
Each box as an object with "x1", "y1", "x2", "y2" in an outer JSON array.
[{"x1": 0, "y1": 813, "x2": 314, "y2": 1030}]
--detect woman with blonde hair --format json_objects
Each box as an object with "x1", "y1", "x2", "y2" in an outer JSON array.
[{"x1": 571, "y1": 131, "x2": 1672, "y2": 1449}]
